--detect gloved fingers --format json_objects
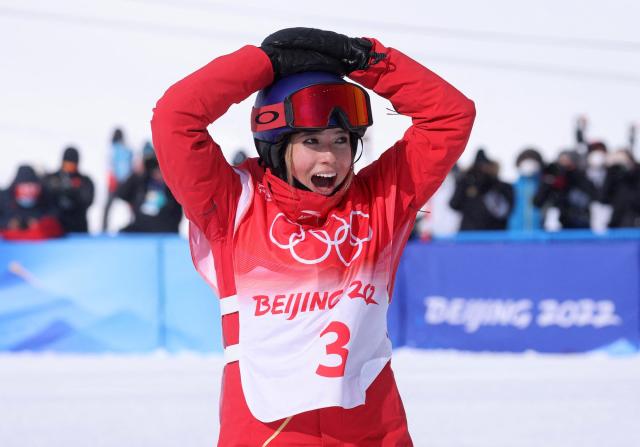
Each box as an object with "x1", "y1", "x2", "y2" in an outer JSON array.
[
  {"x1": 262, "y1": 45, "x2": 347, "y2": 79},
  {"x1": 262, "y1": 27, "x2": 351, "y2": 60}
]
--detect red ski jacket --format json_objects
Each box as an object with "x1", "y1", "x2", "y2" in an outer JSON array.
[{"x1": 151, "y1": 39, "x2": 475, "y2": 421}]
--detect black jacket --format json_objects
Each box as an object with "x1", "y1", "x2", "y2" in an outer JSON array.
[
  {"x1": 601, "y1": 165, "x2": 640, "y2": 228},
  {"x1": 533, "y1": 164, "x2": 597, "y2": 229},
  {"x1": 43, "y1": 170, "x2": 94, "y2": 233},
  {"x1": 450, "y1": 169, "x2": 514, "y2": 231},
  {"x1": 116, "y1": 170, "x2": 182, "y2": 233}
]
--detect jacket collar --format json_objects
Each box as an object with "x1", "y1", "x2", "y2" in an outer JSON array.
[{"x1": 262, "y1": 168, "x2": 350, "y2": 226}]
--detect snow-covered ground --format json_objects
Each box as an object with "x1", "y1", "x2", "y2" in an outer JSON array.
[{"x1": 1, "y1": 349, "x2": 639, "y2": 447}]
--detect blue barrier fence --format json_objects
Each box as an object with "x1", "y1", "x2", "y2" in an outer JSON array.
[
  {"x1": 1, "y1": 231, "x2": 638, "y2": 354},
  {"x1": 0, "y1": 235, "x2": 221, "y2": 353}
]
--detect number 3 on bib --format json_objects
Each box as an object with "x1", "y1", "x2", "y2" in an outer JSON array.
[{"x1": 316, "y1": 321, "x2": 350, "y2": 378}]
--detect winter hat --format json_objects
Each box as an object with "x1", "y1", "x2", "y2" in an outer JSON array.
[
  {"x1": 473, "y1": 148, "x2": 492, "y2": 167},
  {"x1": 13, "y1": 164, "x2": 39, "y2": 184},
  {"x1": 63, "y1": 146, "x2": 79, "y2": 163},
  {"x1": 112, "y1": 128, "x2": 124, "y2": 144}
]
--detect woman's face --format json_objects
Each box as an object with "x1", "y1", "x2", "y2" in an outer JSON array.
[{"x1": 288, "y1": 128, "x2": 353, "y2": 195}]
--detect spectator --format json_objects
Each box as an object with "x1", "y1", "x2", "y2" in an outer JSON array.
[
  {"x1": 585, "y1": 141, "x2": 612, "y2": 231},
  {"x1": 43, "y1": 146, "x2": 94, "y2": 233},
  {"x1": 0, "y1": 165, "x2": 63, "y2": 240},
  {"x1": 585, "y1": 141, "x2": 608, "y2": 191},
  {"x1": 534, "y1": 150, "x2": 597, "y2": 229},
  {"x1": 601, "y1": 149, "x2": 640, "y2": 228},
  {"x1": 116, "y1": 144, "x2": 182, "y2": 233},
  {"x1": 0, "y1": 184, "x2": 7, "y2": 228},
  {"x1": 450, "y1": 149, "x2": 514, "y2": 230},
  {"x1": 102, "y1": 127, "x2": 134, "y2": 232},
  {"x1": 508, "y1": 148, "x2": 544, "y2": 232}
]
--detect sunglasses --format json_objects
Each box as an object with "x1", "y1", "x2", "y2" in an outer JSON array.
[{"x1": 251, "y1": 83, "x2": 372, "y2": 134}]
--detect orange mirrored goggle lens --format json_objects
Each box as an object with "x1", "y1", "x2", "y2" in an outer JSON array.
[{"x1": 288, "y1": 83, "x2": 371, "y2": 129}]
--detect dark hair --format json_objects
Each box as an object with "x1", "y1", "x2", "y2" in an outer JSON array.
[
  {"x1": 516, "y1": 148, "x2": 544, "y2": 167},
  {"x1": 587, "y1": 141, "x2": 607, "y2": 153}
]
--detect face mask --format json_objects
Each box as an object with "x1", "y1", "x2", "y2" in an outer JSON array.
[
  {"x1": 16, "y1": 198, "x2": 37, "y2": 208},
  {"x1": 587, "y1": 151, "x2": 607, "y2": 168},
  {"x1": 518, "y1": 159, "x2": 541, "y2": 177}
]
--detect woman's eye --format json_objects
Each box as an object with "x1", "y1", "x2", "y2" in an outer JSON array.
[
  {"x1": 304, "y1": 138, "x2": 318, "y2": 145},
  {"x1": 335, "y1": 137, "x2": 348, "y2": 144}
]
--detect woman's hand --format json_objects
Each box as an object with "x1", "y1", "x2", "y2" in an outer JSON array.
[
  {"x1": 260, "y1": 45, "x2": 345, "y2": 79},
  {"x1": 260, "y1": 27, "x2": 379, "y2": 79}
]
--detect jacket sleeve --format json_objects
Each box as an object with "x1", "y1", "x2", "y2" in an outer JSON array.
[
  {"x1": 351, "y1": 39, "x2": 475, "y2": 231},
  {"x1": 77, "y1": 176, "x2": 95, "y2": 211},
  {"x1": 449, "y1": 176, "x2": 469, "y2": 212},
  {"x1": 151, "y1": 45, "x2": 273, "y2": 240}
]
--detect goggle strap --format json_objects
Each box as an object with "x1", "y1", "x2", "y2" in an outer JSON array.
[{"x1": 251, "y1": 103, "x2": 287, "y2": 132}]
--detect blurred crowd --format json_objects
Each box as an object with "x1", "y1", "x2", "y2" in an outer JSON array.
[
  {"x1": 0, "y1": 127, "x2": 251, "y2": 241},
  {"x1": 415, "y1": 118, "x2": 639, "y2": 238},
  {"x1": 1, "y1": 119, "x2": 638, "y2": 242},
  {"x1": 0, "y1": 128, "x2": 177, "y2": 240}
]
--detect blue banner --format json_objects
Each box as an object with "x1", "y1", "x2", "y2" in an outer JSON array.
[
  {"x1": 1, "y1": 233, "x2": 639, "y2": 354},
  {"x1": 162, "y1": 237, "x2": 222, "y2": 352},
  {"x1": 0, "y1": 235, "x2": 221, "y2": 353},
  {"x1": 397, "y1": 239, "x2": 640, "y2": 352}
]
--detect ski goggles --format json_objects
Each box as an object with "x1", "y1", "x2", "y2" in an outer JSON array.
[{"x1": 251, "y1": 83, "x2": 372, "y2": 134}]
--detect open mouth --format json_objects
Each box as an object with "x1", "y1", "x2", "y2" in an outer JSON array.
[{"x1": 311, "y1": 173, "x2": 337, "y2": 191}]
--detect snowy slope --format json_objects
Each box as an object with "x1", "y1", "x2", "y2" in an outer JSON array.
[{"x1": 0, "y1": 349, "x2": 638, "y2": 447}]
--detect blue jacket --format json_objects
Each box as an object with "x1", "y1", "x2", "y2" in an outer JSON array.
[{"x1": 508, "y1": 175, "x2": 542, "y2": 231}]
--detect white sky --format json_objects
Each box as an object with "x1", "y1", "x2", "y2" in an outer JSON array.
[{"x1": 1, "y1": 0, "x2": 639, "y2": 232}]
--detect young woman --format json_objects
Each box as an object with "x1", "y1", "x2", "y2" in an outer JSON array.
[{"x1": 152, "y1": 27, "x2": 475, "y2": 447}]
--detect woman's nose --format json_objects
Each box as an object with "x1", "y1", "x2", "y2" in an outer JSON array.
[{"x1": 317, "y1": 146, "x2": 337, "y2": 161}]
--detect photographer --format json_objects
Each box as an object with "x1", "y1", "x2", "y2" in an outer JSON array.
[
  {"x1": 116, "y1": 144, "x2": 182, "y2": 233},
  {"x1": 44, "y1": 146, "x2": 94, "y2": 233},
  {"x1": 450, "y1": 149, "x2": 514, "y2": 231},
  {"x1": 533, "y1": 150, "x2": 597, "y2": 229},
  {"x1": 601, "y1": 149, "x2": 640, "y2": 228}
]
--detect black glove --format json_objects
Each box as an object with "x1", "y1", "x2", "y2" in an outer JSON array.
[
  {"x1": 261, "y1": 27, "x2": 383, "y2": 79},
  {"x1": 261, "y1": 46, "x2": 346, "y2": 79}
]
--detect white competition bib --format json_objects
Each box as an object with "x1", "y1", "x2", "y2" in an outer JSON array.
[{"x1": 236, "y1": 278, "x2": 392, "y2": 422}]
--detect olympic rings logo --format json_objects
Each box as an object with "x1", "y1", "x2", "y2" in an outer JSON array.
[{"x1": 269, "y1": 211, "x2": 373, "y2": 266}]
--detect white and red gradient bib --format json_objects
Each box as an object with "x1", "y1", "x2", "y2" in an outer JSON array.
[{"x1": 191, "y1": 166, "x2": 399, "y2": 422}]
